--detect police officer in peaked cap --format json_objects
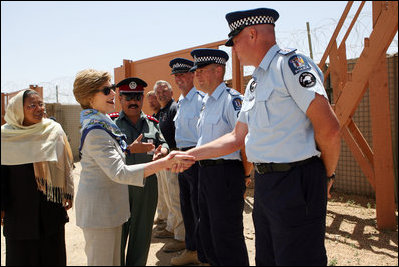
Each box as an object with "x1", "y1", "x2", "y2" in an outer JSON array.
[
  {"x1": 169, "y1": 57, "x2": 194, "y2": 74},
  {"x1": 116, "y1": 77, "x2": 147, "y2": 94},
  {"x1": 173, "y1": 48, "x2": 251, "y2": 266},
  {"x1": 115, "y1": 77, "x2": 170, "y2": 266},
  {"x1": 167, "y1": 57, "x2": 206, "y2": 266},
  {"x1": 172, "y1": 7, "x2": 341, "y2": 266}
]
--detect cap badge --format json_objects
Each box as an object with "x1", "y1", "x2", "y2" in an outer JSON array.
[{"x1": 129, "y1": 82, "x2": 137, "y2": 89}]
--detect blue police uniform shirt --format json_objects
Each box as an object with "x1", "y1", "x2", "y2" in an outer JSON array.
[
  {"x1": 197, "y1": 82, "x2": 243, "y2": 160},
  {"x1": 238, "y1": 44, "x2": 328, "y2": 163},
  {"x1": 173, "y1": 87, "x2": 205, "y2": 149}
]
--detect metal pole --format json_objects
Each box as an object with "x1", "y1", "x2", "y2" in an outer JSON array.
[
  {"x1": 56, "y1": 85, "x2": 59, "y2": 103},
  {"x1": 306, "y1": 22, "x2": 314, "y2": 60}
]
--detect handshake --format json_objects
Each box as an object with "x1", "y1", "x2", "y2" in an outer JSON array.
[
  {"x1": 166, "y1": 150, "x2": 196, "y2": 173},
  {"x1": 127, "y1": 134, "x2": 196, "y2": 173}
]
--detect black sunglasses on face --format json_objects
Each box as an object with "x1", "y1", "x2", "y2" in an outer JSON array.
[
  {"x1": 98, "y1": 85, "x2": 116, "y2": 95},
  {"x1": 123, "y1": 94, "x2": 143, "y2": 101}
]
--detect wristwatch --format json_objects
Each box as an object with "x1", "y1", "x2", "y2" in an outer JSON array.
[{"x1": 327, "y1": 173, "x2": 336, "y2": 182}]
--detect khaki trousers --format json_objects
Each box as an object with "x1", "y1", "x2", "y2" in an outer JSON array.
[
  {"x1": 82, "y1": 225, "x2": 122, "y2": 266},
  {"x1": 156, "y1": 170, "x2": 170, "y2": 220},
  {"x1": 162, "y1": 170, "x2": 185, "y2": 241}
]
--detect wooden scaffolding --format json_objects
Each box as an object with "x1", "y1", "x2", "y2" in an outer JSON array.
[{"x1": 318, "y1": 1, "x2": 398, "y2": 229}]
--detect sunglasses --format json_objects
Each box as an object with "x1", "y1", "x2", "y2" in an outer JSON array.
[
  {"x1": 123, "y1": 94, "x2": 143, "y2": 101},
  {"x1": 98, "y1": 85, "x2": 116, "y2": 95}
]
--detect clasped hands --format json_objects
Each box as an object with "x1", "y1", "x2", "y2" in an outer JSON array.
[
  {"x1": 127, "y1": 134, "x2": 196, "y2": 173},
  {"x1": 167, "y1": 150, "x2": 196, "y2": 173}
]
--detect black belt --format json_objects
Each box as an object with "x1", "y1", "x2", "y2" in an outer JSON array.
[
  {"x1": 179, "y1": 146, "x2": 195, "y2": 152},
  {"x1": 254, "y1": 156, "x2": 318, "y2": 174},
  {"x1": 199, "y1": 159, "x2": 240, "y2": 167}
]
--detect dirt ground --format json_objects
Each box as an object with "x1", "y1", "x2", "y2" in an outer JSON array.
[{"x1": 1, "y1": 162, "x2": 398, "y2": 266}]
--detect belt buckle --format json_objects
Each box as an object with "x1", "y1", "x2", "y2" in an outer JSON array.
[{"x1": 255, "y1": 163, "x2": 267, "y2": 174}]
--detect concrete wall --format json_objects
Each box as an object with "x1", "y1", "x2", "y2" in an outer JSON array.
[{"x1": 45, "y1": 104, "x2": 82, "y2": 162}]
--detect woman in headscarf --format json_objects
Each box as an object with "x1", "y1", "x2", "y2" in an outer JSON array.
[
  {"x1": 1, "y1": 89, "x2": 74, "y2": 265},
  {"x1": 72, "y1": 69, "x2": 195, "y2": 266}
]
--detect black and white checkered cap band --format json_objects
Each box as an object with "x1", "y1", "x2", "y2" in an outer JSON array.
[
  {"x1": 173, "y1": 63, "x2": 192, "y2": 69},
  {"x1": 229, "y1": 16, "x2": 275, "y2": 31},
  {"x1": 193, "y1": 56, "x2": 226, "y2": 65}
]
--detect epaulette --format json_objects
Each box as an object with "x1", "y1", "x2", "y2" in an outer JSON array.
[
  {"x1": 278, "y1": 48, "x2": 297, "y2": 55},
  {"x1": 146, "y1": 114, "x2": 159, "y2": 123},
  {"x1": 108, "y1": 112, "x2": 119, "y2": 119},
  {"x1": 226, "y1": 87, "x2": 241, "y2": 96}
]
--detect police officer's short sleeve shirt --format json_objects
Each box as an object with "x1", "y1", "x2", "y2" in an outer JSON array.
[
  {"x1": 197, "y1": 82, "x2": 243, "y2": 160},
  {"x1": 173, "y1": 87, "x2": 205, "y2": 149},
  {"x1": 238, "y1": 44, "x2": 328, "y2": 163}
]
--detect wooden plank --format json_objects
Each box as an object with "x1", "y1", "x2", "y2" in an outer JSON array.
[
  {"x1": 342, "y1": 126, "x2": 375, "y2": 190},
  {"x1": 337, "y1": 44, "x2": 348, "y2": 97},
  {"x1": 369, "y1": 1, "x2": 397, "y2": 230},
  {"x1": 329, "y1": 41, "x2": 341, "y2": 102},
  {"x1": 319, "y1": 1, "x2": 354, "y2": 69},
  {"x1": 347, "y1": 119, "x2": 374, "y2": 165},
  {"x1": 334, "y1": 4, "x2": 398, "y2": 127},
  {"x1": 232, "y1": 50, "x2": 243, "y2": 93},
  {"x1": 339, "y1": 1, "x2": 366, "y2": 50}
]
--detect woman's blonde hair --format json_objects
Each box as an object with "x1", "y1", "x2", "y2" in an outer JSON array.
[{"x1": 73, "y1": 69, "x2": 112, "y2": 109}]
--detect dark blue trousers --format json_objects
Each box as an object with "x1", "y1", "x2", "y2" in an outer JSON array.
[
  {"x1": 253, "y1": 157, "x2": 328, "y2": 266},
  {"x1": 198, "y1": 161, "x2": 249, "y2": 266},
  {"x1": 178, "y1": 162, "x2": 205, "y2": 261}
]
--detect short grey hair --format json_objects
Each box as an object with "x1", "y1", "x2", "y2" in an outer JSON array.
[{"x1": 153, "y1": 80, "x2": 172, "y2": 92}]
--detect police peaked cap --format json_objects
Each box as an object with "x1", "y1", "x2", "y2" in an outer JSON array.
[
  {"x1": 169, "y1": 58, "x2": 194, "y2": 74},
  {"x1": 116, "y1": 77, "x2": 147, "y2": 93},
  {"x1": 190, "y1": 48, "x2": 229, "y2": 72},
  {"x1": 225, "y1": 8, "x2": 279, "y2": 47}
]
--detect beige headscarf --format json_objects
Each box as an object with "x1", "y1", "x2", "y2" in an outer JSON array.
[{"x1": 1, "y1": 90, "x2": 74, "y2": 205}]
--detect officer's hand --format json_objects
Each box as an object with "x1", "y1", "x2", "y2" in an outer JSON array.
[
  {"x1": 166, "y1": 152, "x2": 195, "y2": 173},
  {"x1": 128, "y1": 134, "x2": 155, "y2": 154},
  {"x1": 152, "y1": 145, "x2": 164, "y2": 161}
]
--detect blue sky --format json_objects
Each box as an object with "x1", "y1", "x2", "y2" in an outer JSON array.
[{"x1": 1, "y1": 1, "x2": 397, "y2": 103}]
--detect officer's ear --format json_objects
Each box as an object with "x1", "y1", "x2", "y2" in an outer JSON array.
[{"x1": 248, "y1": 26, "x2": 257, "y2": 41}]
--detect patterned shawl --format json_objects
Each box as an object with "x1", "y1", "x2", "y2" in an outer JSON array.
[{"x1": 1, "y1": 90, "x2": 74, "y2": 204}]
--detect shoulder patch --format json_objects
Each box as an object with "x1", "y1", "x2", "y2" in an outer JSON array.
[
  {"x1": 288, "y1": 55, "x2": 311, "y2": 75},
  {"x1": 298, "y1": 72, "x2": 316, "y2": 88},
  {"x1": 278, "y1": 48, "x2": 297, "y2": 55},
  {"x1": 146, "y1": 114, "x2": 159, "y2": 123},
  {"x1": 232, "y1": 96, "x2": 243, "y2": 111}
]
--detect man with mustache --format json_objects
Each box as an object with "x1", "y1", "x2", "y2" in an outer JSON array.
[{"x1": 115, "y1": 77, "x2": 169, "y2": 266}]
